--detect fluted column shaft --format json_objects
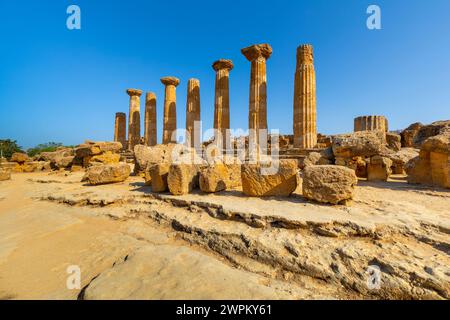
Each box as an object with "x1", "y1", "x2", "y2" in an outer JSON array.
[
  {"x1": 354, "y1": 115, "x2": 388, "y2": 132},
  {"x1": 161, "y1": 77, "x2": 180, "y2": 144},
  {"x1": 114, "y1": 112, "x2": 126, "y2": 148},
  {"x1": 144, "y1": 92, "x2": 157, "y2": 146},
  {"x1": 213, "y1": 59, "x2": 233, "y2": 148},
  {"x1": 293, "y1": 45, "x2": 317, "y2": 149},
  {"x1": 127, "y1": 89, "x2": 143, "y2": 151},
  {"x1": 186, "y1": 79, "x2": 201, "y2": 148},
  {"x1": 241, "y1": 44, "x2": 272, "y2": 146}
]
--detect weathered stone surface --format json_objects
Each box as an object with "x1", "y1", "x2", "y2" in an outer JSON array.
[
  {"x1": 293, "y1": 44, "x2": 317, "y2": 149},
  {"x1": 213, "y1": 60, "x2": 233, "y2": 147},
  {"x1": 167, "y1": 164, "x2": 200, "y2": 195},
  {"x1": 75, "y1": 141, "x2": 122, "y2": 158},
  {"x1": 332, "y1": 131, "x2": 386, "y2": 158},
  {"x1": 407, "y1": 130, "x2": 449, "y2": 188},
  {"x1": 401, "y1": 120, "x2": 450, "y2": 148},
  {"x1": 22, "y1": 162, "x2": 40, "y2": 173},
  {"x1": 386, "y1": 132, "x2": 401, "y2": 151},
  {"x1": 54, "y1": 156, "x2": 75, "y2": 169},
  {"x1": 367, "y1": 156, "x2": 393, "y2": 181},
  {"x1": 90, "y1": 151, "x2": 120, "y2": 165},
  {"x1": 199, "y1": 164, "x2": 241, "y2": 193},
  {"x1": 241, "y1": 160, "x2": 298, "y2": 197},
  {"x1": 0, "y1": 168, "x2": 11, "y2": 181},
  {"x1": 387, "y1": 148, "x2": 419, "y2": 174},
  {"x1": 147, "y1": 163, "x2": 170, "y2": 192},
  {"x1": 82, "y1": 163, "x2": 131, "y2": 185},
  {"x1": 301, "y1": 152, "x2": 321, "y2": 169},
  {"x1": 335, "y1": 156, "x2": 367, "y2": 178},
  {"x1": 302, "y1": 165, "x2": 358, "y2": 204},
  {"x1": 10, "y1": 152, "x2": 29, "y2": 164}
]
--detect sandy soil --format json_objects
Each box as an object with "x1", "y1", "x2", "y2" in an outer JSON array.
[{"x1": 0, "y1": 171, "x2": 449, "y2": 300}]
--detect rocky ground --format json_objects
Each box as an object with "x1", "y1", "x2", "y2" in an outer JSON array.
[{"x1": 0, "y1": 170, "x2": 449, "y2": 300}]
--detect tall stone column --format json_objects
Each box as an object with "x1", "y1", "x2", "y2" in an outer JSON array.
[
  {"x1": 161, "y1": 77, "x2": 180, "y2": 144},
  {"x1": 185, "y1": 79, "x2": 201, "y2": 148},
  {"x1": 114, "y1": 112, "x2": 126, "y2": 149},
  {"x1": 126, "y1": 89, "x2": 143, "y2": 151},
  {"x1": 212, "y1": 59, "x2": 233, "y2": 149},
  {"x1": 241, "y1": 44, "x2": 272, "y2": 143},
  {"x1": 354, "y1": 115, "x2": 388, "y2": 132},
  {"x1": 144, "y1": 92, "x2": 157, "y2": 146},
  {"x1": 293, "y1": 44, "x2": 317, "y2": 149}
]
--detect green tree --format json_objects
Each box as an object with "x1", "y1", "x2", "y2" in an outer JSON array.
[
  {"x1": 27, "y1": 142, "x2": 63, "y2": 157},
  {"x1": 0, "y1": 139, "x2": 23, "y2": 159}
]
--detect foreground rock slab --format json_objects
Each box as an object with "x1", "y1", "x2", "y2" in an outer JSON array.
[
  {"x1": 241, "y1": 160, "x2": 298, "y2": 197},
  {"x1": 302, "y1": 165, "x2": 358, "y2": 204},
  {"x1": 82, "y1": 163, "x2": 131, "y2": 185}
]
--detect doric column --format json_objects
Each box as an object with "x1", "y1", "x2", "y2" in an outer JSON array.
[
  {"x1": 144, "y1": 92, "x2": 157, "y2": 146},
  {"x1": 185, "y1": 78, "x2": 201, "y2": 148},
  {"x1": 241, "y1": 44, "x2": 272, "y2": 144},
  {"x1": 293, "y1": 44, "x2": 317, "y2": 149},
  {"x1": 126, "y1": 89, "x2": 143, "y2": 151},
  {"x1": 354, "y1": 115, "x2": 388, "y2": 132},
  {"x1": 212, "y1": 59, "x2": 233, "y2": 149},
  {"x1": 161, "y1": 77, "x2": 180, "y2": 144},
  {"x1": 114, "y1": 112, "x2": 126, "y2": 149}
]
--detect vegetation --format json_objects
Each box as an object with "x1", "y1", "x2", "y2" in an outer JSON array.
[
  {"x1": 0, "y1": 139, "x2": 23, "y2": 159},
  {"x1": 27, "y1": 142, "x2": 64, "y2": 157}
]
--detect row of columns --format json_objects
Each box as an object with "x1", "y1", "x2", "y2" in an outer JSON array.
[{"x1": 114, "y1": 43, "x2": 318, "y2": 151}]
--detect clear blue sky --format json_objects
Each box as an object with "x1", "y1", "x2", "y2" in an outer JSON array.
[{"x1": 1, "y1": 0, "x2": 449, "y2": 149}]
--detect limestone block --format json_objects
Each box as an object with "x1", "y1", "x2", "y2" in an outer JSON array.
[
  {"x1": 90, "y1": 151, "x2": 120, "y2": 165},
  {"x1": 167, "y1": 164, "x2": 200, "y2": 195},
  {"x1": 0, "y1": 168, "x2": 11, "y2": 181},
  {"x1": 332, "y1": 131, "x2": 386, "y2": 158},
  {"x1": 82, "y1": 163, "x2": 131, "y2": 185},
  {"x1": 241, "y1": 160, "x2": 298, "y2": 197},
  {"x1": 302, "y1": 165, "x2": 358, "y2": 205},
  {"x1": 386, "y1": 132, "x2": 401, "y2": 151},
  {"x1": 10, "y1": 152, "x2": 29, "y2": 164},
  {"x1": 199, "y1": 164, "x2": 241, "y2": 193},
  {"x1": 147, "y1": 163, "x2": 170, "y2": 193},
  {"x1": 367, "y1": 156, "x2": 393, "y2": 181}
]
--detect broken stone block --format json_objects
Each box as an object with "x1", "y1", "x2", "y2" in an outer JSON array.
[
  {"x1": 167, "y1": 164, "x2": 200, "y2": 195},
  {"x1": 332, "y1": 131, "x2": 386, "y2": 158},
  {"x1": 367, "y1": 155, "x2": 393, "y2": 181},
  {"x1": 302, "y1": 165, "x2": 358, "y2": 205},
  {"x1": 82, "y1": 163, "x2": 131, "y2": 185},
  {"x1": 147, "y1": 163, "x2": 170, "y2": 193},
  {"x1": 386, "y1": 132, "x2": 402, "y2": 151},
  {"x1": 241, "y1": 160, "x2": 298, "y2": 197},
  {"x1": 90, "y1": 151, "x2": 120, "y2": 165},
  {"x1": 0, "y1": 168, "x2": 11, "y2": 181},
  {"x1": 199, "y1": 164, "x2": 241, "y2": 193},
  {"x1": 10, "y1": 152, "x2": 29, "y2": 164}
]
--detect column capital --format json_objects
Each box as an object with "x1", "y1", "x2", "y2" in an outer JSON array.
[
  {"x1": 115, "y1": 112, "x2": 126, "y2": 117},
  {"x1": 212, "y1": 59, "x2": 234, "y2": 71},
  {"x1": 297, "y1": 44, "x2": 314, "y2": 64},
  {"x1": 126, "y1": 88, "x2": 143, "y2": 97},
  {"x1": 160, "y1": 76, "x2": 180, "y2": 87},
  {"x1": 145, "y1": 92, "x2": 156, "y2": 101},
  {"x1": 241, "y1": 43, "x2": 272, "y2": 62}
]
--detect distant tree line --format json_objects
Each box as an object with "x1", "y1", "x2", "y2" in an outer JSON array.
[{"x1": 0, "y1": 140, "x2": 74, "y2": 159}]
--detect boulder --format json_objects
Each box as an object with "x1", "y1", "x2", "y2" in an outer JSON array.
[
  {"x1": 332, "y1": 131, "x2": 386, "y2": 158},
  {"x1": 335, "y1": 156, "x2": 367, "y2": 178},
  {"x1": 401, "y1": 120, "x2": 450, "y2": 148},
  {"x1": 386, "y1": 132, "x2": 402, "y2": 151},
  {"x1": 0, "y1": 168, "x2": 11, "y2": 181},
  {"x1": 39, "y1": 148, "x2": 73, "y2": 162},
  {"x1": 75, "y1": 141, "x2": 122, "y2": 158},
  {"x1": 82, "y1": 163, "x2": 131, "y2": 185},
  {"x1": 387, "y1": 148, "x2": 419, "y2": 174},
  {"x1": 367, "y1": 156, "x2": 393, "y2": 181},
  {"x1": 90, "y1": 151, "x2": 120, "y2": 165},
  {"x1": 406, "y1": 130, "x2": 449, "y2": 188},
  {"x1": 10, "y1": 152, "x2": 29, "y2": 164},
  {"x1": 300, "y1": 152, "x2": 321, "y2": 169},
  {"x1": 167, "y1": 164, "x2": 200, "y2": 195},
  {"x1": 22, "y1": 162, "x2": 40, "y2": 173},
  {"x1": 136, "y1": 144, "x2": 204, "y2": 174},
  {"x1": 241, "y1": 160, "x2": 298, "y2": 197},
  {"x1": 54, "y1": 155, "x2": 75, "y2": 169},
  {"x1": 147, "y1": 163, "x2": 171, "y2": 192},
  {"x1": 302, "y1": 165, "x2": 358, "y2": 205},
  {"x1": 199, "y1": 164, "x2": 241, "y2": 193}
]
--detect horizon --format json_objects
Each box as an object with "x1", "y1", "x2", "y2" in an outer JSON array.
[{"x1": 1, "y1": 0, "x2": 450, "y2": 149}]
